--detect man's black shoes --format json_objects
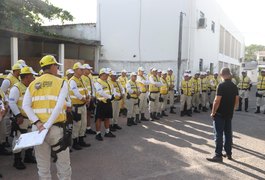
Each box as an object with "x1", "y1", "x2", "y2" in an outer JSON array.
[{"x1": 206, "y1": 156, "x2": 223, "y2": 162}]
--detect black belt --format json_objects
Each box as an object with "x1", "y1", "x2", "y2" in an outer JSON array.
[
  {"x1": 53, "y1": 122, "x2": 65, "y2": 128},
  {"x1": 257, "y1": 89, "x2": 265, "y2": 91},
  {"x1": 239, "y1": 88, "x2": 248, "y2": 90},
  {"x1": 202, "y1": 90, "x2": 207, "y2": 92},
  {"x1": 150, "y1": 91, "x2": 159, "y2": 93},
  {"x1": 73, "y1": 103, "x2": 85, "y2": 108},
  {"x1": 210, "y1": 90, "x2": 216, "y2": 92}
]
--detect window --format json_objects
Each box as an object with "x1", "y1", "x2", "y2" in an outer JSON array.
[
  {"x1": 211, "y1": 21, "x2": 215, "y2": 33},
  {"x1": 199, "y1": 59, "x2": 203, "y2": 71},
  {"x1": 200, "y1": 11, "x2": 205, "y2": 18}
]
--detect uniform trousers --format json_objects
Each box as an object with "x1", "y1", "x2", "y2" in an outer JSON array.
[
  {"x1": 72, "y1": 105, "x2": 87, "y2": 139},
  {"x1": 168, "y1": 90, "x2": 174, "y2": 107},
  {"x1": 149, "y1": 92, "x2": 159, "y2": 113},
  {"x1": 160, "y1": 94, "x2": 168, "y2": 112},
  {"x1": 111, "y1": 100, "x2": 120, "y2": 124},
  {"x1": 180, "y1": 95, "x2": 192, "y2": 111},
  {"x1": 192, "y1": 92, "x2": 200, "y2": 108},
  {"x1": 139, "y1": 92, "x2": 148, "y2": 113},
  {"x1": 256, "y1": 90, "x2": 265, "y2": 107},
  {"x1": 33, "y1": 125, "x2": 71, "y2": 180},
  {"x1": 126, "y1": 98, "x2": 139, "y2": 118}
]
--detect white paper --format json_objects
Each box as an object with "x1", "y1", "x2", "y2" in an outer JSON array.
[{"x1": 13, "y1": 129, "x2": 49, "y2": 151}]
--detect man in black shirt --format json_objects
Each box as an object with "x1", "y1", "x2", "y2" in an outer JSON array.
[{"x1": 207, "y1": 68, "x2": 239, "y2": 162}]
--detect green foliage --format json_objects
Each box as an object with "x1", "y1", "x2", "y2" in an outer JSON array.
[
  {"x1": 245, "y1": 44, "x2": 265, "y2": 61},
  {"x1": 0, "y1": 0, "x2": 73, "y2": 34}
]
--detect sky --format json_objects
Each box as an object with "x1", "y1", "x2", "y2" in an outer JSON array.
[{"x1": 47, "y1": 0, "x2": 265, "y2": 46}]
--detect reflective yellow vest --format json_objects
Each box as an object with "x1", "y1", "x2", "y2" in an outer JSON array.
[
  {"x1": 257, "y1": 75, "x2": 265, "y2": 90},
  {"x1": 149, "y1": 75, "x2": 160, "y2": 92},
  {"x1": 81, "y1": 75, "x2": 93, "y2": 96},
  {"x1": 128, "y1": 80, "x2": 139, "y2": 99},
  {"x1": 69, "y1": 76, "x2": 87, "y2": 105},
  {"x1": 181, "y1": 80, "x2": 193, "y2": 96},
  {"x1": 201, "y1": 78, "x2": 208, "y2": 91},
  {"x1": 237, "y1": 76, "x2": 250, "y2": 89},
  {"x1": 137, "y1": 75, "x2": 148, "y2": 93},
  {"x1": 5, "y1": 73, "x2": 19, "y2": 94},
  {"x1": 108, "y1": 79, "x2": 123, "y2": 101},
  {"x1": 14, "y1": 82, "x2": 27, "y2": 117},
  {"x1": 166, "y1": 74, "x2": 175, "y2": 89},
  {"x1": 160, "y1": 78, "x2": 169, "y2": 95},
  {"x1": 96, "y1": 78, "x2": 112, "y2": 103},
  {"x1": 191, "y1": 77, "x2": 201, "y2": 93},
  {"x1": 118, "y1": 76, "x2": 128, "y2": 88},
  {"x1": 210, "y1": 78, "x2": 219, "y2": 91},
  {"x1": 0, "y1": 89, "x2": 6, "y2": 103},
  {"x1": 28, "y1": 74, "x2": 66, "y2": 124}
]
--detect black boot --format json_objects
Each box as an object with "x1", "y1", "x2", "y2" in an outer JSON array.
[
  {"x1": 245, "y1": 98, "x2": 248, "y2": 112},
  {"x1": 255, "y1": 106, "x2": 260, "y2": 114},
  {"x1": 162, "y1": 111, "x2": 168, "y2": 116},
  {"x1": 199, "y1": 104, "x2": 202, "y2": 111},
  {"x1": 140, "y1": 113, "x2": 149, "y2": 121},
  {"x1": 72, "y1": 138, "x2": 82, "y2": 150},
  {"x1": 187, "y1": 109, "x2": 192, "y2": 117},
  {"x1": 24, "y1": 149, "x2": 36, "y2": 163},
  {"x1": 0, "y1": 143, "x2": 12, "y2": 155},
  {"x1": 127, "y1": 118, "x2": 132, "y2": 126},
  {"x1": 150, "y1": 113, "x2": 154, "y2": 121},
  {"x1": 79, "y1": 137, "x2": 91, "y2": 147},
  {"x1": 131, "y1": 118, "x2": 137, "y2": 125},
  {"x1": 180, "y1": 111, "x2": 185, "y2": 117},
  {"x1": 135, "y1": 114, "x2": 141, "y2": 123},
  {"x1": 154, "y1": 112, "x2": 160, "y2": 120},
  {"x1": 157, "y1": 113, "x2": 162, "y2": 119},
  {"x1": 236, "y1": 98, "x2": 242, "y2": 111},
  {"x1": 13, "y1": 152, "x2": 26, "y2": 170},
  {"x1": 110, "y1": 124, "x2": 117, "y2": 132},
  {"x1": 193, "y1": 107, "x2": 200, "y2": 113},
  {"x1": 202, "y1": 107, "x2": 207, "y2": 112},
  {"x1": 170, "y1": 107, "x2": 176, "y2": 114}
]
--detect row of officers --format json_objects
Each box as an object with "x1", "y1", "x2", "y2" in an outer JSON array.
[{"x1": 0, "y1": 55, "x2": 265, "y2": 179}]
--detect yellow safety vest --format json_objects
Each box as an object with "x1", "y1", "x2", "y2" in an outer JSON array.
[
  {"x1": 210, "y1": 78, "x2": 219, "y2": 91},
  {"x1": 257, "y1": 76, "x2": 265, "y2": 90},
  {"x1": 160, "y1": 78, "x2": 169, "y2": 95},
  {"x1": 96, "y1": 78, "x2": 112, "y2": 103},
  {"x1": 149, "y1": 75, "x2": 160, "y2": 92},
  {"x1": 181, "y1": 80, "x2": 193, "y2": 96},
  {"x1": 191, "y1": 77, "x2": 201, "y2": 93},
  {"x1": 28, "y1": 74, "x2": 66, "y2": 124},
  {"x1": 0, "y1": 89, "x2": 6, "y2": 103},
  {"x1": 137, "y1": 75, "x2": 148, "y2": 93},
  {"x1": 201, "y1": 78, "x2": 208, "y2": 91},
  {"x1": 118, "y1": 76, "x2": 128, "y2": 88},
  {"x1": 81, "y1": 75, "x2": 93, "y2": 96},
  {"x1": 69, "y1": 76, "x2": 87, "y2": 105},
  {"x1": 14, "y1": 82, "x2": 27, "y2": 117},
  {"x1": 237, "y1": 76, "x2": 250, "y2": 89},
  {"x1": 5, "y1": 73, "x2": 20, "y2": 94},
  {"x1": 108, "y1": 79, "x2": 123, "y2": 101},
  {"x1": 166, "y1": 74, "x2": 175, "y2": 88},
  {"x1": 128, "y1": 80, "x2": 139, "y2": 99}
]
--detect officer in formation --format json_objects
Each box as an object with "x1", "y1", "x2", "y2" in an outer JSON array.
[
  {"x1": 180, "y1": 73, "x2": 193, "y2": 116},
  {"x1": 209, "y1": 72, "x2": 221, "y2": 109},
  {"x1": 237, "y1": 70, "x2": 251, "y2": 112},
  {"x1": 159, "y1": 71, "x2": 169, "y2": 117},
  {"x1": 167, "y1": 68, "x2": 177, "y2": 114},
  {"x1": 191, "y1": 72, "x2": 201, "y2": 113},
  {"x1": 118, "y1": 69, "x2": 128, "y2": 116},
  {"x1": 255, "y1": 69, "x2": 265, "y2": 113}
]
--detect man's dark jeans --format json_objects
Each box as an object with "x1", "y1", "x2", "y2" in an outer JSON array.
[{"x1": 213, "y1": 114, "x2": 232, "y2": 157}]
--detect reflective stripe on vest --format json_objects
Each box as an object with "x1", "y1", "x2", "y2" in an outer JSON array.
[
  {"x1": 137, "y1": 75, "x2": 147, "y2": 93},
  {"x1": 96, "y1": 78, "x2": 112, "y2": 103},
  {"x1": 29, "y1": 74, "x2": 66, "y2": 124},
  {"x1": 128, "y1": 80, "x2": 139, "y2": 98},
  {"x1": 257, "y1": 76, "x2": 265, "y2": 89},
  {"x1": 238, "y1": 76, "x2": 250, "y2": 89},
  {"x1": 160, "y1": 78, "x2": 168, "y2": 95},
  {"x1": 14, "y1": 82, "x2": 27, "y2": 117},
  {"x1": 149, "y1": 75, "x2": 159, "y2": 92},
  {"x1": 108, "y1": 80, "x2": 122, "y2": 100},
  {"x1": 181, "y1": 80, "x2": 193, "y2": 96}
]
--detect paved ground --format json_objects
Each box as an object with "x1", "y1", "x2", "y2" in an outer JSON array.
[{"x1": 1, "y1": 89, "x2": 265, "y2": 180}]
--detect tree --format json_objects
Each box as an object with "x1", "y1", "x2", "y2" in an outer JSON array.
[
  {"x1": 245, "y1": 44, "x2": 265, "y2": 61},
  {"x1": 0, "y1": 0, "x2": 73, "y2": 34}
]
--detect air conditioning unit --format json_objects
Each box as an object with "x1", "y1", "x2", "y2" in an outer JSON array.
[{"x1": 198, "y1": 18, "x2": 207, "y2": 29}]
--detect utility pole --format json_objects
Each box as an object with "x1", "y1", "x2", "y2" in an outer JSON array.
[{"x1": 177, "y1": 12, "x2": 185, "y2": 91}]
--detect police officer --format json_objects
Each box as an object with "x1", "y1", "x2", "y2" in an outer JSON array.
[
  {"x1": 149, "y1": 68, "x2": 162, "y2": 120},
  {"x1": 108, "y1": 71, "x2": 124, "y2": 130},
  {"x1": 166, "y1": 68, "x2": 176, "y2": 114},
  {"x1": 209, "y1": 72, "x2": 220, "y2": 109},
  {"x1": 191, "y1": 72, "x2": 201, "y2": 113},
  {"x1": 200, "y1": 72, "x2": 208, "y2": 112},
  {"x1": 69, "y1": 62, "x2": 90, "y2": 150},
  {"x1": 126, "y1": 72, "x2": 141, "y2": 126},
  {"x1": 237, "y1": 70, "x2": 251, "y2": 112},
  {"x1": 65, "y1": 69, "x2": 74, "y2": 80},
  {"x1": 94, "y1": 68, "x2": 116, "y2": 141},
  {"x1": 9, "y1": 66, "x2": 37, "y2": 170},
  {"x1": 137, "y1": 67, "x2": 150, "y2": 121},
  {"x1": 255, "y1": 69, "x2": 265, "y2": 113},
  {"x1": 81, "y1": 64, "x2": 97, "y2": 135},
  {"x1": 159, "y1": 71, "x2": 169, "y2": 117},
  {"x1": 23, "y1": 55, "x2": 71, "y2": 180},
  {"x1": 180, "y1": 73, "x2": 193, "y2": 117},
  {"x1": 118, "y1": 69, "x2": 128, "y2": 116}
]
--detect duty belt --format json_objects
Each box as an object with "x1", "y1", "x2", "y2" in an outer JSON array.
[
  {"x1": 150, "y1": 91, "x2": 159, "y2": 93},
  {"x1": 73, "y1": 103, "x2": 86, "y2": 108},
  {"x1": 202, "y1": 90, "x2": 207, "y2": 92},
  {"x1": 53, "y1": 122, "x2": 65, "y2": 128},
  {"x1": 257, "y1": 89, "x2": 265, "y2": 91},
  {"x1": 239, "y1": 88, "x2": 248, "y2": 90}
]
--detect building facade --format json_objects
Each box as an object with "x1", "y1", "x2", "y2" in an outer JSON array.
[{"x1": 97, "y1": 0, "x2": 245, "y2": 76}]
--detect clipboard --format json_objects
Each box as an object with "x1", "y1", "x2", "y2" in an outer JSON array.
[{"x1": 13, "y1": 129, "x2": 49, "y2": 151}]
